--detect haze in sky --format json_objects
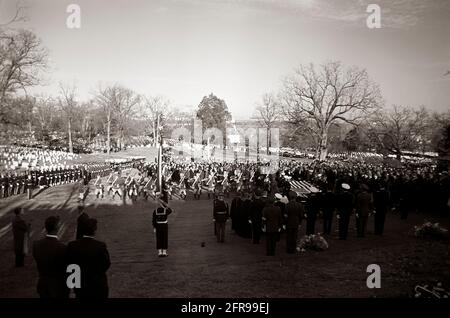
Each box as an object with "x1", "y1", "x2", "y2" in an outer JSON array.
[{"x1": 1, "y1": 0, "x2": 449, "y2": 118}]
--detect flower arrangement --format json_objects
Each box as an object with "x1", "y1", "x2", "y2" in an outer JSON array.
[
  {"x1": 414, "y1": 221, "x2": 448, "y2": 239},
  {"x1": 296, "y1": 234, "x2": 329, "y2": 252}
]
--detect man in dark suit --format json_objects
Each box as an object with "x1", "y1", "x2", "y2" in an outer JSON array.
[
  {"x1": 67, "y1": 218, "x2": 111, "y2": 299},
  {"x1": 284, "y1": 192, "x2": 304, "y2": 254},
  {"x1": 262, "y1": 198, "x2": 282, "y2": 256},
  {"x1": 76, "y1": 205, "x2": 90, "y2": 240},
  {"x1": 12, "y1": 208, "x2": 30, "y2": 267},
  {"x1": 32, "y1": 216, "x2": 69, "y2": 298}
]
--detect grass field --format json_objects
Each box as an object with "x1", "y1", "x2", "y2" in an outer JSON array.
[{"x1": 0, "y1": 179, "x2": 449, "y2": 298}]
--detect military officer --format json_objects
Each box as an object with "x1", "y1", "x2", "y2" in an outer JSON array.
[{"x1": 152, "y1": 198, "x2": 172, "y2": 257}]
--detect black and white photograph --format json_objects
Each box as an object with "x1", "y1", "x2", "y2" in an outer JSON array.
[{"x1": 0, "y1": 0, "x2": 449, "y2": 305}]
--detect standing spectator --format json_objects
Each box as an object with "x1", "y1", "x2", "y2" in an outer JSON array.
[
  {"x1": 32, "y1": 216, "x2": 69, "y2": 298},
  {"x1": 262, "y1": 198, "x2": 282, "y2": 256},
  {"x1": 12, "y1": 208, "x2": 30, "y2": 267},
  {"x1": 67, "y1": 218, "x2": 111, "y2": 299}
]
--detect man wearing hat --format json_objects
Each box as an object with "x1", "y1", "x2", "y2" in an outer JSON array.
[
  {"x1": 152, "y1": 198, "x2": 173, "y2": 257},
  {"x1": 336, "y1": 183, "x2": 354, "y2": 240},
  {"x1": 213, "y1": 192, "x2": 229, "y2": 243},
  {"x1": 32, "y1": 216, "x2": 69, "y2": 298}
]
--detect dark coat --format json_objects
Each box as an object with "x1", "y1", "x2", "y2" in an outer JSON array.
[
  {"x1": 67, "y1": 237, "x2": 111, "y2": 299},
  {"x1": 373, "y1": 189, "x2": 390, "y2": 213},
  {"x1": 355, "y1": 190, "x2": 373, "y2": 217},
  {"x1": 284, "y1": 200, "x2": 304, "y2": 228},
  {"x1": 321, "y1": 191, "x2": 336, "y2": 215},
  {"x1": 337, "y1": 191, "x2": 354, "y2": 215},
  {"x1": 32, "y1": 237, "x2": 69, "y2": 298},
  {"x1": 12, "y1": 215, "x2": 29, "y2": 254},
  {"x1": 262, "y1": 204, "x2": 282, "y2": 233},
  {"x1": 76, "y1": 212, "x2": 90, "y2": 240},
  {"x1": 213, "y1": 199, "x2": 229, "y2": 223},
  {"x1": 250, "y1": 198, "x2": 265, "y2": 224}
]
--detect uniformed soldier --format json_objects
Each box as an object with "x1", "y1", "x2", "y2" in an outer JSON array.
[
  {"x1": 284, "y1": 191, "x2": 304, "y2": 253},
  {"x1": 206, "y1": 171, "x2": 216, "y2": 199},
  {"x1": 321, "y1": 186, "x2": 336, "y2": 235},
  {"x1": 0, "y1": 174, "x2": 6, "y2": 198},
  {"x1": 213, "y1": 192, "x2": 229, "y2": 243},
  {"x1": 336, "y1": 183, "x2": 354, "y2": 240},
  {"x1": 193, "y1": 172, "x2": 202, "y2": 200},
  {"x1": 305, "y1": 192, "x2": 320, "y2": 235},
  {"x1": 26, "y1": 174, "x2": 33, "y2": 200},
  {"x1": 373, "y1": 183, "x2": 390, "y2": 235},
  {"x1": 152, "y1": 199, "x2": 172, "y2": 257},
  {"x1": 355, "y1": 183, "x2": 373, "y2": 238}
]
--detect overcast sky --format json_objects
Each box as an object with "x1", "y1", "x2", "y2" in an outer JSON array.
[{"x1": 1, "y1": 0, "x2": 449, "y2": 119}]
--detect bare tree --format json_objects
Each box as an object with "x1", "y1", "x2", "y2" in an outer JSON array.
[
  {"x1": 95, "y1": 85, "x2": 116, "y2": 154},
  {"x1": 141, "y1": 95, "x2": 171, "y2": 146},
  {"x1": 281, "y1": 61, "x2": 381, "y2": 160},
  {"x1": 114, "y1": 87, "x2": 140, "y2": 150},
  {"x1": 34, "y1": 95, "x2": 56, "y2": 141},
  {"x1": 95, "y1": 84, "x2": 140, "y2": 152},
  {"x1": 58, "y1": 83, "x2": 78, "y2": 153},
  {"x1": 254, "y1": 93, "x2": 281, "y2": 154},
  {"x1": 0, "y1": 29, "x2": 48, "y2": 122},
  {"x1": 77, "y1": 100, "x2": 96, "y2": 144},
  {"x1": 366, "y1": 105, "x2": 431, "y2": 159}
]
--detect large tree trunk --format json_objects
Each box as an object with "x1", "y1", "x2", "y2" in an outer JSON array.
[
  {"x1": 266, "y1": 127, "x2": 270, "y2": 155},
  {"x1": 318, "y1": 130, "x2": 328, "y2": 161},
  {"x1": 68, "y1": 119, "x2": 73, "y2": 153}
]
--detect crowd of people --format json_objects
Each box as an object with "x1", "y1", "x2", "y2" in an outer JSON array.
[{"x1": 7, "y1": 145, "x2": 450, "y2": 298}]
